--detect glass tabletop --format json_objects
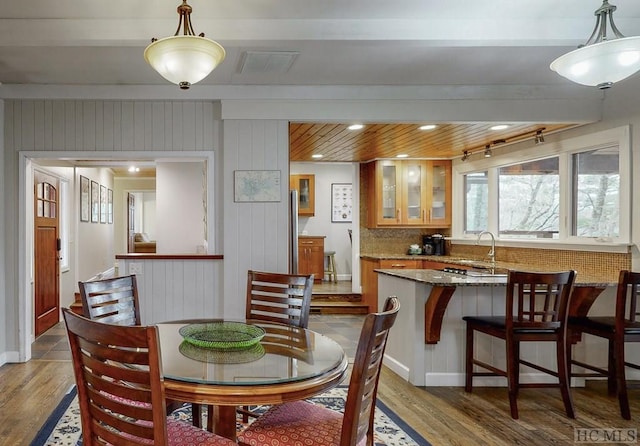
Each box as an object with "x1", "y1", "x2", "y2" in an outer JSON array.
[{"x1": 157, "y1": 320, "x2": 346, "y2": 386}]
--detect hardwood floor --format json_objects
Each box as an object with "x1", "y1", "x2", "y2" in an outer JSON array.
[{"x1": 2, "y1": 315, "x2": 638, "y2": 445}]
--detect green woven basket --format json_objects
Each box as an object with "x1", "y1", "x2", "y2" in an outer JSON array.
[
  {"x1": 178, "y1": 322, "x2": 265, "y2": 350},
  {"x1": 179, "y1": 341, "x2": 266, "y2": 364}
]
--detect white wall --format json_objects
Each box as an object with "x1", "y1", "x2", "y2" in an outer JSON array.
[
  {"x1": 76, "y1": 167, "x2": 114, "y2": 281},
  {"x1": 156, "y1": 161, "x2": 207, "y2": 254},
  {"x1": 290, "y1": 162, "x2": 355, "y2": 280}
]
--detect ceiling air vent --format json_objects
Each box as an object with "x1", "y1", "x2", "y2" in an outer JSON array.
[{"x1": 239, "y1": 51, "x2": 299, "y2": 74}]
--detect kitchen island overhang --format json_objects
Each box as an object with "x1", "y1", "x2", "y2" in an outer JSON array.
[{"x1": 376, "y1": 268, "x2": 615, "y2": 387}]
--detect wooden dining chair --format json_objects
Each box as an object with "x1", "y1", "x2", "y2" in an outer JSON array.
[
  {"x1": 61, "y1": 308, "x2": 235, "y2": 446},
  {"x1": 78, "y1": 274, "x2": 191, "y2": 423},
  {"x1": 235, "y1": 270, "x2": 314, "y2": 422},
  {"x1": 568, "y1": 270, "x2": 640, "y2": 420},
  {"x1": 245, "y1": 270, "x2": 314, "y2": 328},
  {"x1": 78, "y1": 275, "x2": 141, "y2": 326},
  {"x1": 237, "y1": 296, "x2": 400, "y2": 446},
  {"x1": 463, "y1": 270, "x2": 577, "y2": 419}
]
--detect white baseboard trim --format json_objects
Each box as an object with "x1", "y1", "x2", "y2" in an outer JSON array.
[
  {"x1": 3, "y1": 351, "x2": 21, "y2": 364},
  {"x1": 383, "y1": 355, "x2": 410, "y2": 382}
]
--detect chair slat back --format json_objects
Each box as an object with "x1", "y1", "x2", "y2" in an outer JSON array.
[
  {"x1": 79, "y1": 275, "x2": 141, "y2": 326},
  {"x1": 616, "y1": 270, "x2": 640, "y2": 326},
  {"x1": 246, "y1": 270, "x2": 314, "y2": 328},
  {"x1": 62, "y1": 308, "x2": 168, "y2": 445},
  {"x1": 341, "y1": 296, "x2": 400, "y2": 446},
  {"x1": 506, "y1": 270, "x2": 576, "y2": 330}
]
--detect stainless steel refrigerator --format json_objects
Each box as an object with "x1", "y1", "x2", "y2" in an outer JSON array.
[{"x1": 289, "y1": 189, "x2": 298, "y2": 274}]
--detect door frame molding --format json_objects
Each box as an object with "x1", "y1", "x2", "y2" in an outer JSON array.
[{"x1": 17, "y1": 150, "x2": 215, "y2": 362}]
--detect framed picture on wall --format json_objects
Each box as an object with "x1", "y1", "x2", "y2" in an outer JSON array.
[
  {"x1": 331, "y1": 183, "x2": 353, "y2": 222},
  {"x1": 90, "y1": 181, "x2": 99, "y2": 223},
  {"x1": 107, "y1": 189, "x2": 113, "y2": 224},
  {"x1": 80, "y1": 175, "x2": 90, "y2": 222},
  {"x1": 234, "y1": 170, "x2": 281, "y2": 202},
  {"x1": 100, "y1": 185, "x2": 107, "y2": 223}
]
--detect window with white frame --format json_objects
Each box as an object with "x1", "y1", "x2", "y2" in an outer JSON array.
[
  {"x1": 457, "y1": 126, "x2": 630, "y2": 245},
  {"x1": 463, "y1": 171, "x2": 488, "y2": 233},
  {"x1": 498, "y1": 157, "x2": 559, "y2": 239},
  {"x1": 572, "y1": 146, "x2": 620, "y2": 238}
]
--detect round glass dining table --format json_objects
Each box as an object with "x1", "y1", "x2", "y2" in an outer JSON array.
[{"x1": 156, "y1": 319, "x2": 348, "y2": 440}]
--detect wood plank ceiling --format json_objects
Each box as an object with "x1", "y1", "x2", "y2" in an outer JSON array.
[{"x1": 290, "y1": 122, "x2": 577, "y2": 162}]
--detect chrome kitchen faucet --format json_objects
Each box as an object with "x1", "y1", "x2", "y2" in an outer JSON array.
[{"x1": 476, "y1": 231, "x2": 496, "y2": 267}]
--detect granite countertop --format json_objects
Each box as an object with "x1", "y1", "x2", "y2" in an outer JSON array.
[
  {"x1": 376, "y1": 268, "x2": 507, "y2": 287},
  {"x1": 375, "y1": 267, "x2": 614, "y2": 287}
]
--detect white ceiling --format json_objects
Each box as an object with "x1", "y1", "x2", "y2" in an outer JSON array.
[{"x1": 2, "y1": 0, "x2": 640, "y2": 89}]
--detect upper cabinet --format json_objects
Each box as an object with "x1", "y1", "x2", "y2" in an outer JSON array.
[
  {"x1": 290, "y1": 174, "x2": 315, "y2": 216},
  {"x1": 366, "y1": 160, "x2": 451, "y2": 228}
]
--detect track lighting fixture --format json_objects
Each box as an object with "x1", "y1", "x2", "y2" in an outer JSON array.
[
  {"x1": 484, "y1": 145, "x2": 492, "y2": 158},
  {"x1": 535, "y1": 129, "x2": 545, "y2": 145},
  {"x1": 461, "y1": 150, "x2": 470, "y2": 162}
]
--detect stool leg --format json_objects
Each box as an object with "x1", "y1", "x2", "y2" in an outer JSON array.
[{"x1": 331, "y1": 254, "x2": 337, "y2": 283}]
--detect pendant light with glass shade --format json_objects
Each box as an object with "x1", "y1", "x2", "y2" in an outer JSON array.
[
  {"x1": 550, "y1": 0, "x2": 640, "y2": 89},
  {"x1": 144, "y1": 0, "x2": 225, "y2": 89}
]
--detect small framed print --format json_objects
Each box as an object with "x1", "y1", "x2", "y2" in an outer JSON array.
[
  {"x1": 90, "y1": 181, "x2": 99, "y2": 223},
  {"x1": 100, "y1": 185, "x2": 107, "y2": 223},
  {"x1": 107, "y1": 189, "x2": 113, "y2": 224},
  {"x1": 80, "y1": 175, "x2": 90, "y2": 222},
  {"x1": 331, "y1": 183, "x2": 353, "y2": 222}
]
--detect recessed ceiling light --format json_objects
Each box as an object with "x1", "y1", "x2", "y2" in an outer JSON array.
[
  {"x1": 128, "y1": 166, "x2": 140, "y2": 173},
  {"x1": 419, "y1": 124, "x2": 437, "y2": 130},
  {"x1": 311, "y1": 154, "x2": 323, "y2": 159},
  {"x1": 490, "y1": 124, "x2": 509, "y2": 131},
  {"x1": 348, "y1": 124, "x2": 364, "y2": 130},
  {"x1": 396, "y1": 154, "x2": 409, "y2": 158}
]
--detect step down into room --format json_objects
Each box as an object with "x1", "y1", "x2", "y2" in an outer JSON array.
[{"x1": 310, "y1": 283, "x2": 367, "y2": 314}]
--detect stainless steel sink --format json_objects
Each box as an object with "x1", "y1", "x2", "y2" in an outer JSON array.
[{"x1": 465, "y1": 269, "x2": 508, "y2": 277}]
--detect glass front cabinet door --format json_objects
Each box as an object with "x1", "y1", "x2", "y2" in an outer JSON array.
[
  {"x1": 368, "y1": 160, "x2": 451, "y2": 227},
  {"x1": 290, "y1": 174, "x2": 315, "y2": 216}
]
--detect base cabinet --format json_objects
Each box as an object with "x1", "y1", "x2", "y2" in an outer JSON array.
[
  {"x1": 361, "y1": 258, "x2": 420, "y2": 312},
  {"x1": 298, "y1": 236, "x2": 325, "y2": 283}
]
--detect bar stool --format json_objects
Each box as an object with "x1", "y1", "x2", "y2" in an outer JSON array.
[{"x1": 324, "y1": 251, "x2": 338, "y2": 283}]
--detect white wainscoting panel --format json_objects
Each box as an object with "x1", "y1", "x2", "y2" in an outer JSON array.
[{"x1": 118, "y1": 257, "x2": 223, "y2": 324}]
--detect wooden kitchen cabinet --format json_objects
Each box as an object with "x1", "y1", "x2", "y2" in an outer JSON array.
[
  {"x1": 366, "y1": 159, "x2": 451, "y2": 228},
  {"x1": 361, "y1": 258, "x2": 420, "y2": 312},
  {"x1": 290, "y1": 174, "x2": 315, "y2": 216},
  {"x1": 298, "y1": 235, "x2": 324, "y2": 283}
]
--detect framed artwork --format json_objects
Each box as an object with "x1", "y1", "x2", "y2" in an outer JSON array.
[
  {"x1": 100, "y1": 185, "x2": 107, "y2": 223},
  {"x1": 107, "y1": 189, "x2": 113, "y2": 224},
  {"x1": 90, "y1": 181, "x2": 99, "y2": 223},
  {"x1": 79, "y1": 175, "x2": 90, "y2": 222},
  {"x1": 331, "y1": 183, "x2": 353, "y2": 222},
  {"x1": 234, "y1": 170, "x2": 281, "y2": 202}
]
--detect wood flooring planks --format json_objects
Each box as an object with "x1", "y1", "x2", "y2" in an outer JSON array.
[{"x1": 2, "y1": 315, "x2": 639, "y2": 445}]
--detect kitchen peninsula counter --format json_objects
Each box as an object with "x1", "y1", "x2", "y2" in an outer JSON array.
[{"x1": 376, "y1": 267, "x2": 616, "y2": 387}]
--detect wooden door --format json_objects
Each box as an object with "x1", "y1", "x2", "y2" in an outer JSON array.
[{"x1": 34, "y1": 174, "x2": 60, "y2": 337}]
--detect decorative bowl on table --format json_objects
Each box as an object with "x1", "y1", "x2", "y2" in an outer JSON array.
[
  {"x1": 179, "y1": 341, "x2": 266, "y2": 364},
  {"x1": 178, "y1": 321, "x2": 265, "y2": 350}
]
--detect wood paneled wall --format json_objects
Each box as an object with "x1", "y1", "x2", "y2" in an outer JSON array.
[{"x1": 2, "y1": 99, "x2": 221, "y2": 358}]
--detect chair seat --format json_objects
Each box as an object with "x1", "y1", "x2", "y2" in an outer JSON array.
[
  {"x1": 238, "y1": 400, "x2": 365, "y2": 446},
  {"x1": 569, "y1": 316, "x2": 640, "y2": 334},
  {"x1": 463, "y1": 315, "x2": 558, "y2": 334},
  {"x1": 123, "y1": 418, "x2": 236, "y2": 445}
]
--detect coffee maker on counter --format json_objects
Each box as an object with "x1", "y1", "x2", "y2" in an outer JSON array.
[{"x1": 422, "y1": 234, "x2": 445, "y2": 256}]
